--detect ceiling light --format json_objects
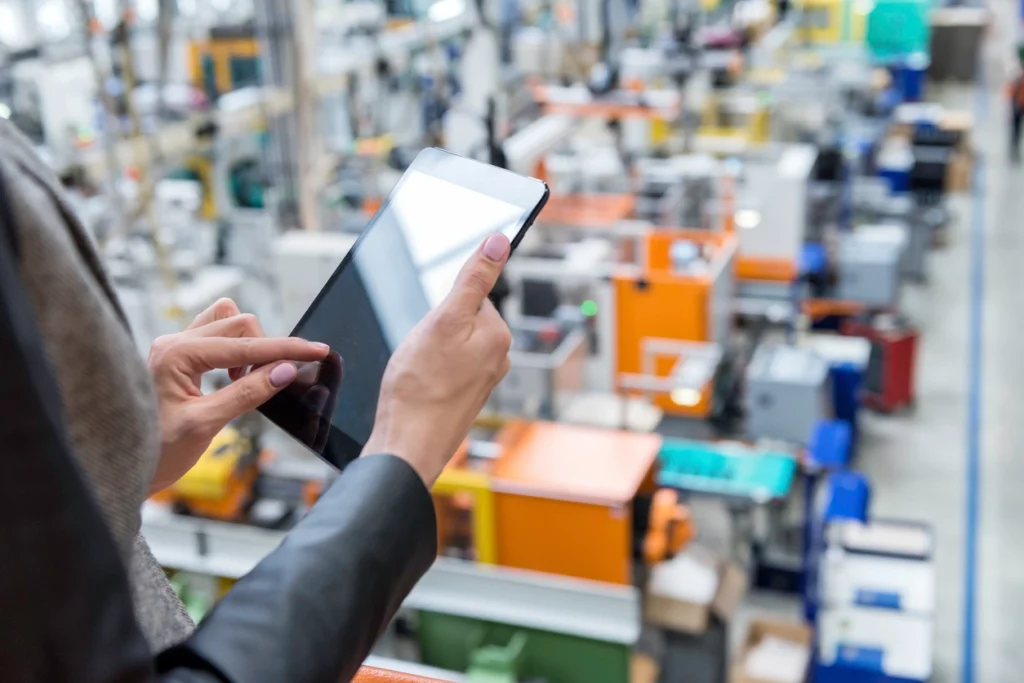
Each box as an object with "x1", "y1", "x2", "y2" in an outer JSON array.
[
  {"x1": 428, "y1": 0, "x2": 465, "y2": 22},
  {"x1": 735, "y1": 209, "x2": 761, "y2": 230},
  {"x1": 670, "y1": 388, "x2": 702, "y2": 407}
]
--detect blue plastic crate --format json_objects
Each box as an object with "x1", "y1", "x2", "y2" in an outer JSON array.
[{"x1": 657, "y1": 439, "x2": 798, "y2": 501}]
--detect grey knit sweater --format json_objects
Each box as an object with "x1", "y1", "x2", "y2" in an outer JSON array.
[{"x1": 0, "y1": 120, "x2": 194, "y2": 650}]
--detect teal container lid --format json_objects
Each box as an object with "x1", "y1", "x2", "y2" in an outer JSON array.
[{"x1": 657, "y1": 439, "x2": 798, "y2": 502}]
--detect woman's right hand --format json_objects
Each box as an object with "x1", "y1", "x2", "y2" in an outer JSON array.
[{"x1": 362, "y1": 234, "x2": 513, "y2": 486}]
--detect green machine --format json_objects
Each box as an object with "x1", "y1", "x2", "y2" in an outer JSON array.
[
  {"x1": 466, "y1": 631, "x2": 528, "y2": 683},
  {"x1": 865, "y1": 0, "x2": 931, "y2": 59},
  {"x1": 417, "y1": 612, "x2": 631, "y2": 683}
]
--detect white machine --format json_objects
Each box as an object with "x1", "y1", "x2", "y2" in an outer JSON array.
[
  {"x1": 271, "y1": 231, "x2": 359, "y2": 334},
  {"x1": 10, "y1": 57, "x2": 98, "y2": 163},
  {"x1": 818, "y1": 520, "x2": 935, "y2": 682},
  {"x1": 634, "y1": 154, "x2": 721, "y2": 228},
  {"x1": 738, "y1": 143, "x2": 817, "y2": 264}
]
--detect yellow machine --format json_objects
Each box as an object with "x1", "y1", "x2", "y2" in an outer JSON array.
[
  {"x1": 793, "y1": 0, "x2": 868, "y2": 44},
  {"x1": 189, "y1": 26, "x2": 261, "y2": 99},
  {"x1": 153, "y1": 427, "x2": 259, "y2": 522},
  {"x1": 698, "y1": 91, "x2": 771, "y2": 151}
]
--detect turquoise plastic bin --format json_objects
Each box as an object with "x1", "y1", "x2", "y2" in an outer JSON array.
[{"x1": 657, "y1": 439, "x2": 798, "y2": 502}]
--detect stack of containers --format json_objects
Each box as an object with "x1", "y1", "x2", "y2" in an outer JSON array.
[{"x1": 815, "y1": 520, "x2": 935, "y2": 683}]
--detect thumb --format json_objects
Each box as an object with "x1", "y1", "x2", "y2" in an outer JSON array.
[
  {"x1": 200, "y1": 361, "x2": 298, "y2": 425},
  {"x1": 445, "y1": 234, "x2": 510, "y2": 314}
]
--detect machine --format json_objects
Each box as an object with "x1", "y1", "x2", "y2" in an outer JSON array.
[
  {"x1": 432, "y1": 419, "x2": 691, "y2": 585},
  {"x1": 745, "y1": 344, "x2": 831, "y2": 445},
  {"x1": 736, "y1": 143, "x2": 817, "y2": 282},
  {"x1": 613, "y1": 229, "x2": 736, "y2": 418}
]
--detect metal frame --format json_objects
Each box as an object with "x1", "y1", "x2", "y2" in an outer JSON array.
[{"x1": 142, "y1": 505, "x2": 641, "y2": 645}]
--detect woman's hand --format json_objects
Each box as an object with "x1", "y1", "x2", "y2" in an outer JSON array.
[
  {"x1": 362, "y1": 234, "x2": 513, "y2": 486},
  {"x1": 147, "y1": 299, "x2": 329, "y2": 495}
]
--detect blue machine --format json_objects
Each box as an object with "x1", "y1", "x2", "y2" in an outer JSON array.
[{"x1": 812, "y1": 512, "x2": 935, "y2": 683}]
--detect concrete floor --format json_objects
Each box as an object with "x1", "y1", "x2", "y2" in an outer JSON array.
[
  {"x1": 720, "y1": 38, "x2": 1022, "y2": 682},
  {"x1": 826, "y1": 50, "x2": 1021, "y2": 683}
]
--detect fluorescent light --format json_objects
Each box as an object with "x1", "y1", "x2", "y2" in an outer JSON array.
[
  {"x1": 137, "y1": 0, "x2": 158, "y2": 22},
  {"x1": 37, "y1": 0, "x2": 71, "y2": 41},
  {"x1": 428, "y1": 0, "x2": 465, "y2": 22},
  {"x1": 0, "y1": 4, "x2": 21, "y2": 47},
  {"x1": 670, "y1": 388, "x2": 702, "y2": 407},
  {"x1": 735, "y1": 209, "x2": 761, "y2": 230},
  {"x1": 854, "y1": 0, "x2": 875, "y2": 14},
  {"x1": 0, "y1": 103, "x2": 10, "y2": 119}
]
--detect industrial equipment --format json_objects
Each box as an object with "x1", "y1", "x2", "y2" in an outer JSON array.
[
  {"x1": 842, "y1": 315, "x2": 918, "y2": 412},
  {"x1": 696, "y1": 89, "x2": 772, "y2": 153},
  {"x1": 189, "y1": 25, "x2": 261, "y2": 100},
  {"x1": 736, "y1": 143, "x2": 817, "y2": 282},
  {"x1": 835, "y1": 225, "x2": 907, "y2": 308},
  {"x1": 643, "y1": 488, "x2": 696, "y2": 564},
  {"x1": 815, "y1": 520, "x2": 934, "y2": 682},
  {"x1": 793, "y1": 0, "x2": 867, "y2": 45},
  {"x1": 493, "y1": 317, "x2": 589, "y2": 419},
  {"x1": 745, "y1": 345, "x2": 831, "y2": 445},
  {"x1": 634, "y1": 155, "x2": 721, "y2": 229},
  {"x1": 613, "y1": 229, "x2": 736, "y2": 417},
  {"x1": 272, "y1": 231, "x2": 359, "y2": 332},
  {"x1": 433, "y1": 420, "x2": 662, "y2": 585},
  {"x1": 153, "y1": 427, "x2": 259, "y2": 522}
]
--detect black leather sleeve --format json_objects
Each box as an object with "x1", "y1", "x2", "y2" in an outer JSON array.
[
  {"x1": 0, "y1": 165, "x2": 438, "y2": 682},
  {"x1": 160, "y1": 454, "x2": 438, "y2": 683}
]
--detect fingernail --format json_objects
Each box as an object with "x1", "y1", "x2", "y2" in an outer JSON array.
[
  {"x1": 483, "y1": 234, "x2": 509, "y2": 261},
  {"x1": 310, "y1": 341, "x2": 330, "y2": 352},
  {"x1": 269, "y1": 362, "x2": 298, "y2": 388}
]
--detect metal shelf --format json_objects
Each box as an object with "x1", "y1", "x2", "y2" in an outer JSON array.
[{"x1": 142, "y1": 504, "x2": 641, "y2": 645}]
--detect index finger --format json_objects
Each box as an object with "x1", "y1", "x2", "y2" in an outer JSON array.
[
  {"x1": 183, "y1": 337, "x2": 329, "y2": 372},
  {"x1": 444, "y1": 234, "x2": 511, "y2": 314},
  {"x1": 186, "y1": 298, "x2": 241, "y2": 330}
]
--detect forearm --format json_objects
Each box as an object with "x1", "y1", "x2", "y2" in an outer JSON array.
[{"x1": 167, "y1": 454, "x2": 437, "y2": 683}]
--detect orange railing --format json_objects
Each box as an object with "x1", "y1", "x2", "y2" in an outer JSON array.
[{"x1": 354, "y1": 666, "x2": 445, "y2": 683}]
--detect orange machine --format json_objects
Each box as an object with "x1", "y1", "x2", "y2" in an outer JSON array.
[
  {"x1": 489, "y1": 421, "x2": 661, "y2": 585},
  {"x1": 642, "y1": 488, "x2": 695, "y2": 564},
  {"x1": 613, "y1": 229, "x2": 737, "y2": 417},
  {"x1": 537, "y1": 193, "x2": 635, "y2": 230},
  {"x1": 530, "y1": 84, "x2": 682, "y2": 121}
]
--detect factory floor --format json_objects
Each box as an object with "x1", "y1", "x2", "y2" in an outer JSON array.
[
  {"x1": 855, "y1": 63, "x2": 1024, "y2": 683},
  {"x1": 685, "y1": 58, "x2": 1021, "y2": 683}
]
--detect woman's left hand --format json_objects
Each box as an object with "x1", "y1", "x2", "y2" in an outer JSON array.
[{"x1": 146, "y1": 298, "x2": 329, "y2": 495}]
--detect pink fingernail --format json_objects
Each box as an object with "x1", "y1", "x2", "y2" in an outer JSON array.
[
  {"x1": 483, "y1": 234, "x2": 509, "y2": 261},
  {"x1": 310, "y1": 341, "x2": 330, "y2": 351},
  {"x1": 269, "y1": 363, "x2": 298, "y2": 388}
]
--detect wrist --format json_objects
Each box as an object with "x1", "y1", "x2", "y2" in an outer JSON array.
[{"x1": 362, "y1": 424, "x2": 440, "y2": 487}]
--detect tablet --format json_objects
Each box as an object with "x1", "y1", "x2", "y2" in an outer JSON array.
[{"x1": 258, "y1": 148, "x2": 549, "y2": 470}]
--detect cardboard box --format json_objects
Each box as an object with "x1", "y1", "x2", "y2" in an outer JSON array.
[
  {"x1": 643, "y1": 546, "x2": 747, "y2": 634},
  {"x1": 946, "y1": 151, "x2": 973, "y2": 193},
  {"x1": 730, "y1": 619, "x2": 812, "y2": 683},
  {"x1": 630, "y1": 653, "x2": 661, "y2": 683}
]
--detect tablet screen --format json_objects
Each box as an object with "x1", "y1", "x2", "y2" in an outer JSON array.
[{"x1": 259, "y1": 163, "x2": 543, "y2": 469}]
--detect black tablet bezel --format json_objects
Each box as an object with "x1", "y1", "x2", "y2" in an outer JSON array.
[{"x1": 258, "y1": 147, "x2": 549, "y2": 469}]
